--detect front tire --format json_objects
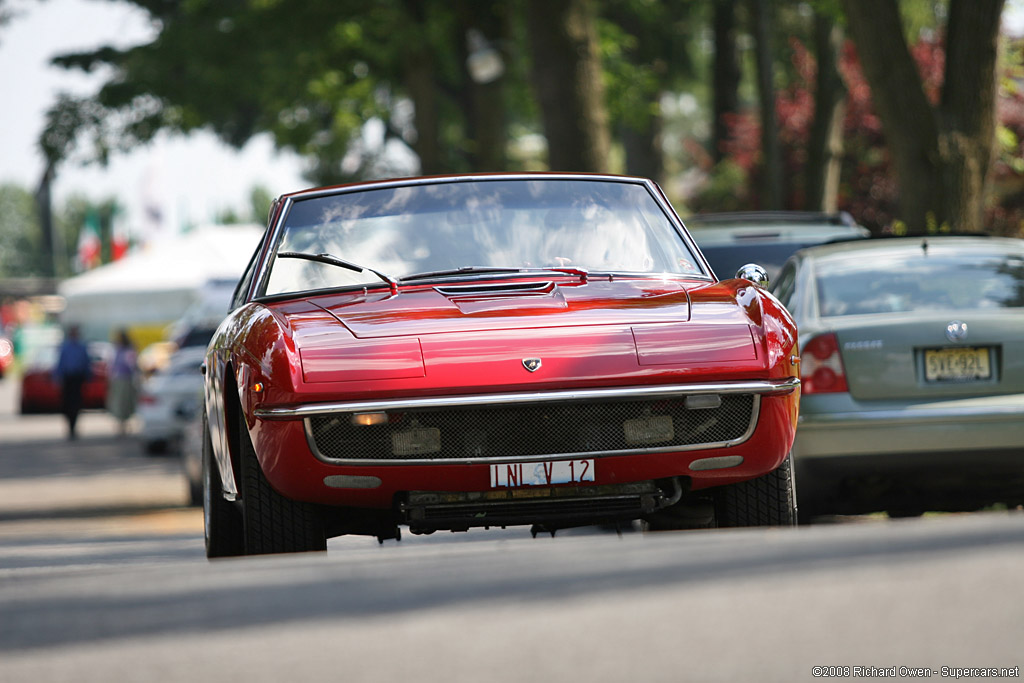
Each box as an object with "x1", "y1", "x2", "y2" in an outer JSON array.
[
  {"x1": 714, "y1": 454, "x2": 797, "y2": 527},
  {"x1": 238, "y1": 409, "x2": 326, "y2": 555},
  {"x1": 203, "y1": 411, "x2": 244, "y2": 558}
]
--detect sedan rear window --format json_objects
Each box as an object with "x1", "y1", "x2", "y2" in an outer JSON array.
[{"x1": 816, "y1": 248, "x2": 1024, "y2": 317}]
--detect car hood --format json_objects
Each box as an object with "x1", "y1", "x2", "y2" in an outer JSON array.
[
  {"x1": 269, "y1": 278, "x2": 765, "y2": 388},
  {"x1": 309, "y1": 279, "x2": 693, "y2": 337}
]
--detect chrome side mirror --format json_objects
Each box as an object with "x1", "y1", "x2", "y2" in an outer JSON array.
[{"x1": 736, "y1": 263, "x2": 770, "y2": 289}]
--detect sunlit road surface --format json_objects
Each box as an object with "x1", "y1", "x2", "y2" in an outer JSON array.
[{"x1": 1, "y1": 375, "x2": 1023, "y2": 682}]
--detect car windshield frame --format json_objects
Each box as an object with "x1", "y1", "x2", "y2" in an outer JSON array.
[{"x1": 249, "y1": 174, "x2": 711, "y2": 302}]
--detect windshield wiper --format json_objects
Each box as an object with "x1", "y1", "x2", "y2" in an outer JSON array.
[
  {"x1": 402, "y1": 266, "x2": 589, "y2": 283},
  {"x1": 401, "y1": 266, "x2": 524, "y2": 282},
  {"x1": 277, "y1": 251, "x2": 399, "y2": 295}
]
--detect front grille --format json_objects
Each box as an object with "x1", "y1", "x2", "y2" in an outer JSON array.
[{"x1": 306, "y1": 393, "x2": 757, "y2": 464}]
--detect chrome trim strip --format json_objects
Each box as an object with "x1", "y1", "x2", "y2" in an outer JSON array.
[
  {"x1": 798, "y1": 401, "x2": 1024, "y2": 428},
  {"x1": 299, "y1": 393, "x2": 767, "y2": 466},
  {"x1": 255, "y1": 378, "x2": 798, "y2": 419}
]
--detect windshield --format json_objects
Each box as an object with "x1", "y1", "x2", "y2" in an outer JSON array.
[
  {"x1": 815, "y1": 246, "x2": 1024, "y2": 317},
  {"x1": 262, "y1": 178, "x2": 704, "y2": 296}
]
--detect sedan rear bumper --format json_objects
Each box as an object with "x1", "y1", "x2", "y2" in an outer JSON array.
[{"x1": 794, "y1": 393, "x2": 1024, "y2": 459}]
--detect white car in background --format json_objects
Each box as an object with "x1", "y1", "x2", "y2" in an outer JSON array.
[{"x1": 137, "y1": 346, "x2": 208, "y2": 454}]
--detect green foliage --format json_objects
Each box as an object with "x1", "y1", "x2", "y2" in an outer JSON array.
[
  {"x1": 211, "y1": 185, "x2": 274, "y2": 225},
  {"x1": 599, "y1": 0, "x2": 699, "y2": 132},
  {"x1": 0, "y1": 184, "x2": 46, "y2": 277},
  {"x1": 897, "y1": 0, "x2": 949, "y2": 42},
  {"x1": 691, "y1": 159, "x2": 750, "y2": 213},
  {"x1": 249, "y1": 186, "x2": 274, "y2": 225},
  {"x1": 997, "y1": 125, "x2": 1024, "y2": 173},
  {"x1": 28, "y1": 0, "x2": 1017, "y2": 240},
  {"x1": 48, "y1": 0, "x2": 408, "y2": 183},
  {"x1": 42, "y1": 0, "x2": 533, "y2": 184}
]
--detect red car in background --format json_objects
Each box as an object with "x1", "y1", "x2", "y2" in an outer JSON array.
[
  {"x1": 201, "y1": 174, "x2": 801, "y2": 558},
  {"x1": 19, "y1": 342, "x2": 111, "y2": 414},
  {"x1": 0, "y1": 335, "x2": 13, "y2": 378}
]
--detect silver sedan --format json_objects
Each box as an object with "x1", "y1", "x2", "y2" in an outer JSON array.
[{"x1": 772, "y1": 235, "x2": 1024, "y2": 518}]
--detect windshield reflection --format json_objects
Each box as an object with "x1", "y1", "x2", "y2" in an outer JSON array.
[{"x1": 263, "y1": 179, "x2": 703, "y2": 296}]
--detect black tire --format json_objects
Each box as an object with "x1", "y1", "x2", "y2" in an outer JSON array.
[
  {"x1": 714, "y1": 454, "x2": 797, "y2": 528},
  {"x1": 239, "y1": 409, "x2": 326, "y2": 555},
  {"x1": 203, "y1": 411, "x2": 245, "y2": 558}
]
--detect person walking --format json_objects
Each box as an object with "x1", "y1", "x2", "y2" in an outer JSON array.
[
  {"x1": 107, "y1": 329, "x2": 138, "y2": 435},
  {"x1": 53, "y1": 325, "x2": 91, "y2": 440}
]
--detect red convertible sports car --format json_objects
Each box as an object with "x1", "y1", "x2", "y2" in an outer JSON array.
[{"x1": 202, "y1": 173, "x2": 800, "y2": 557}]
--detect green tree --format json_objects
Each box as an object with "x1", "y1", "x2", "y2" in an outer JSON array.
[
  {"x1": 805, "y1": 8, "x2": 846, "y2": 213},
  {"x1": 711, "y1": 0, "x2": 742, "y2": 165},
  {"x1": 525, "y1": 0, "x2": 610, "y2": 171},
  {"x1": 842, "y1": 0, "x2": 1006, "y2": 233},
  {"x1": 602, "y1": 0, "x2": 700, "y2": 185},
  {"x1": 748, "y1": 0, "x2": 783, "y2": 209},
  {"x1": 0, "y1": 184, "x2": 46, "y2": 277},
  {"x1": 44, "y1": 1, "x2": 527, "y2": 183}
]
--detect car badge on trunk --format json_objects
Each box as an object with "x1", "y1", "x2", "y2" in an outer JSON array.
[
  {"x1": 522, "y1": 358, "x2": 542, "y2": 373},
  {"x1": 945, "y1": 321, "x2": 968, "y2": 343}
]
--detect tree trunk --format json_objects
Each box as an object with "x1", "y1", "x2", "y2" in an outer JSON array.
[
  {"x1": 939, "y1": 0, "x2": 1004, "y2": 231},
  {"x1": 805, "y1": 14, "x2": 846, "y2": 213},
  {"x1": 712, "y1": 0, "x2": 741, "y2": 164},
  {"x1": 748, "y1": 0, "x2": 783, "y2": 209},
  {"x1": 525, "y1": 0, "x2": 611, "y2": 172},
  {"x1": 403, "y1": 2, "x2": 442, "y2": 175},
  {"x1": 621, "y1": 110, "x2": 664, "y2": 184},
  {"x1": 34, "y1": 162, "x2": 56, "y2": 278},
  {"x1": 456, "y1": 0, "x2": 508, "y2": 172},
  {"x1": 841, "y1": 0, "x2": 1004, "y2": 233}
]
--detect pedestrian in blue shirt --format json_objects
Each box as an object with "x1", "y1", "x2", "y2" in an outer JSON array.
[{"x1": 53, "y1": 325, "x2": 91, "y2": 440}]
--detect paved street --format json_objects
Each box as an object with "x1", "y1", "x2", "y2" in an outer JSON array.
[
  {"x1": 2, "y1": 372, "x2": 1023, "y2": 682},
  {"x1": 0, "y1": 374, "x2": 200, "y2": 545}
]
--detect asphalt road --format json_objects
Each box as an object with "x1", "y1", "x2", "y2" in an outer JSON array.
[{"x1": 1, "y1": 373, "x2": 1023, "y2": 683}]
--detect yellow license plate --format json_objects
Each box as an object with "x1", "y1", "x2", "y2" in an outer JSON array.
[{"x1": 924, "y1": 347, "x2": 991, "y2": 382}]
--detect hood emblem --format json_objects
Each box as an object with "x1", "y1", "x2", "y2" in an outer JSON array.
[
  {"x1": 945, "y1": 321, "x2": 968, "y2": 343},
  {"x1": 522, "y1": 358, "x2": 542, "y2": 373}
]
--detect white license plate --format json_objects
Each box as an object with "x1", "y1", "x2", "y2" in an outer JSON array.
[
  {"x1": 924, "y1": 347, "x2": 991, "y2": 382},
  {"x1": 490, "y1": 459, "x2": 595, "y2": 488}
]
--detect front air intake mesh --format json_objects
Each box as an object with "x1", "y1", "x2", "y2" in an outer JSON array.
[{"x1": 306, "y1": 394, "x2": 757, "y2": 464}]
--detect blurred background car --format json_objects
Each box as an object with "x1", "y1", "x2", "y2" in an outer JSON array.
[
  {"x1": 19, "y1": 340, "x2": 112, "y2": 414},
  {"x1": 137, "y1": 346, "x2": 207, "y2": 454},
  {"x1": 178, "y1": 391, "x2": 205, "y2": 506},
  {"x1": 0, "y1": 334, "x2": 13, "y2": 378},
  {"x1": 684, "y1": 211, "x2": 870, "y2": 281},
  {"x1": 165, "y1": 278, "x2": 235, "y2": 348},
  {"x1": 773, "y1": 235, "x2": 1024, "y2": 519}
]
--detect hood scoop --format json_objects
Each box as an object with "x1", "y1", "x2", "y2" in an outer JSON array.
[
  {"x1": 436, "y1": 281, "x2": 568, "y2": 314},
  {"x1": 435, "y1": 281, "x2": 555, "y2": 297}
]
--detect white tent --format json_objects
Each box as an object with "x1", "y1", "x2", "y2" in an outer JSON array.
[{"x1": 59, "y1": 224, "x2": 265, "y2": 343}]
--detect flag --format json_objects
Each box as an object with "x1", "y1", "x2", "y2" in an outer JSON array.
[
  {"x1": 76, "y1": 210, "x2": 102, "y2": 271},
  {"x1": 111, "y1": 205, "x2": 130, "y2": 261}
]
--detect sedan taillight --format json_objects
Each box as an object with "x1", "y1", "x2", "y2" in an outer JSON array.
[{"x1": 801, "y1": 333, "x2": 848, "y2": 394}]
